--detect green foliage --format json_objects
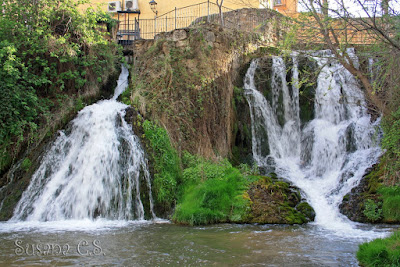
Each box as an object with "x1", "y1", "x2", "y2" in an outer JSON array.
[
  {"x1": 357, "y1": 231, "x2": 400, "y2": 267},
  {"x1": 382, "y1": 107, "x2": 400, "y2": 184},
  {"x1": 95, "y1": 11, "x2": 118, "y2": 30},
  {"x1": 237, "y1": 163, "x2": 260, "y2": 176},
  {"x1": 363, "y1": 199, "x2": 383, "y2": 222},
  {"x1": 142, "y1": 120, "x2": 181, "y2": 208},
  {"x1": 21, "y1": 158, "x2": 32, "y2": 172},
  {"x1": 74, "y1": 97, "x2": 85, "y2": 112},
  {"x1": 120, "y1": 85, "x2": 133, "y2": 105},
  {"x1": 378, "y1": 186, "x2": 400, "y2": 223},
  {"x1": 0, "y1": 0, "x2": 120, "y2": 172},
  {"x1": 173, "y1": 159, "x2": 250, "y2": 225}
]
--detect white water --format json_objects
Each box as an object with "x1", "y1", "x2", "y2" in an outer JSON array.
[
  {"x1": 244, "y1": 52, "x2": 384, "y2": 237},
  {"x1": 11, "y1": 66, "x2": 155, "y2": 222}
]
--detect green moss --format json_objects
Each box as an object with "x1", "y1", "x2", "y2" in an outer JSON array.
[
  {"x1": 364, "y1": 162, "x2": 385, "y2": 194},
  {"x1": 246, "y1": 176, "x2": 314, "y2": 224},
  {"x1": 357, "y1": 231, "x2": 400, "y2": 267},
  {"x1": 296, "y1": 202, "x2": 316, "y2": 221},
  {"x1": 275, "y1": 181, "x2": 290, "y2": 190}
]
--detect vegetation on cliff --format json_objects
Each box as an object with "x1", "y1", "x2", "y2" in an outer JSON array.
[
  {"x1": 131, "y1": 113, "x2": 314, "y2": 225},
  {"x1": 141, "y1": 119, "x2": 182, "y2": 214},
  {"x1": 0, "y1": 0, "x2": 120, "y2": 176},
  {"x1": 130, "y1": 24, "x2": 261, "y2": 159},
  {"x1": 126, "y1": 23, "x2": 316, "y2": 225}
]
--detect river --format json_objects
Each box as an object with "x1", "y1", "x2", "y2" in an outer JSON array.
[{"x1": 0, "y1": 221, "x2": 392, "y2": 266}]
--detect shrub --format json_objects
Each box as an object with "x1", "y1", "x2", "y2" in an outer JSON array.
[{"x1": 363, "y1": 199, "x2": 383, "y2": 222}]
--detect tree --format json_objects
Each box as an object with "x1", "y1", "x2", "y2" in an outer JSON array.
[
  {"x1": 382, "y1": 0, "x2": 390, "y2": 14},
  {"x1": 294, "y1": 0, "x2": 400, "y2": 116},
  {"x1": 322, "y1": 0, "x2": 328, "y2": 16},
  {"x1": 216, "y1": 0, "x2": 224, "y2": 27},
  {"x1": 293, "y1": 0, "x2": 400, "y2": 182}
]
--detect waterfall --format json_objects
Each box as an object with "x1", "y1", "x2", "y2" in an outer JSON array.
[
  {"x1": 11, "y1": 66, "x2": 155, "y2": 222},
  {"x1": 244, "y1": 51, "x2": 382, "y2": 235}
]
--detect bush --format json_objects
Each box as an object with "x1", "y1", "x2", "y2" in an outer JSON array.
[
  {"x1": 173, "y1": 159, "x2": 249, "y2": 225},
  {"x1": 363, "y1": 199, "x2": 383, "y2": 222},
  {"x1": 357, "y1": 231, "x2": 400, "y2": 267},
  {"x1": 0, "y1": 0, "x2": 120, "y2": 173}
]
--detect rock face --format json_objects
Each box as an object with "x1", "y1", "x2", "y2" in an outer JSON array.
[
  {"x1": 195, "y1": 8, "x2": 290, "y2": 46},
  {"x1": 126, "y1": 9, "x2": 290, "y2": 161},
  {"x1": 339, "y1": 164, "x2": 383, "y2": 223},
  {"x1": 245, "y1": 176, "x2": 315, "y2": 224},
  {"x1": 339, "y1": 174, "x2": 372, "y2": 222},
  {"x1": 130, "y1": 24, "x2": 266, "y2": 159}
]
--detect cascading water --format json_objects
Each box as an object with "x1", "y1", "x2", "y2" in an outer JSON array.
[
  {"x1": 244, "y1": 51, "x2": 382, "y2": 236},
  {"x1": 11, "y1": 66, "x2": 155, "y2": 222}
]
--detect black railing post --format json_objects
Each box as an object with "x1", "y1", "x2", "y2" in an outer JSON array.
[
  {"x1": 175, "y1": 7, "x2": 177, "y2": 30},
  {"x1": 135, "y1": 17, "x2": 138, "y2": 40}
]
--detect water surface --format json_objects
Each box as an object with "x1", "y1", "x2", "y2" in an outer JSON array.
[{"x1": 0, "y1": 221, "x2": 393, "y2": 266}]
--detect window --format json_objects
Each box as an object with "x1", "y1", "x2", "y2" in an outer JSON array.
[{"x1": 274, "y1": 0, "x2": 283, "y2": 5}]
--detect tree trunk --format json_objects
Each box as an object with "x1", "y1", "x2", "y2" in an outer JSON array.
[
  {"x1": 322, "y1": 0, "x2": 328, "y2": 16},
  {"x1": 339, "y1": 59, "x2": 387, "y2": 115},
  {"x1": 308, "y1": 3, "x2": 388, "y2": 115},
  {"x1": 216, "y1": 0, "x2": 224, "y2": 27},
  {"x1": 381, "y1": 0, "x2": 389, "y2": 15}
]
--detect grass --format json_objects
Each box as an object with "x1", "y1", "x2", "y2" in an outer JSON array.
[
  {"x1": 357, "y1": 231, "x2": 400, "y2": 267},
  {"x1": 173, "y1": 158, "x2": 250, "y2": 225},
  {"x1": 378, "y1": 186, "x2": 400, "y2": 223},
  {"x1": 142, "y1": 120, "x2": 182, "y2": 209}
]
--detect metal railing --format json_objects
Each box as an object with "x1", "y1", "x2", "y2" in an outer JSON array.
[{"x1": 117, "y1": 1, "x2": 234, "y2": 41}]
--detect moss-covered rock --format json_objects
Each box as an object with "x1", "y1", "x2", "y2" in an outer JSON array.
[
  {"x1": 297, "y1": 56, "x2": 318, "y2": 127},
  {"x1": 245, "y1": 176, "x2": 315, "y2": 224},
  {"x1": 339, "y1": 164, "x2": 383, "y2": 223},
  {"x1": 339, "y1": 162, "x2": 400, "y2": 224}
]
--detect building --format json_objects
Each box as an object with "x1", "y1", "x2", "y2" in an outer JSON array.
[
  {"x1": 86, "y1": 0, "x2": 298, "y2": 41},
  {"x1": 88, "y1": 0, "x2": 297, "y2": 18}
]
